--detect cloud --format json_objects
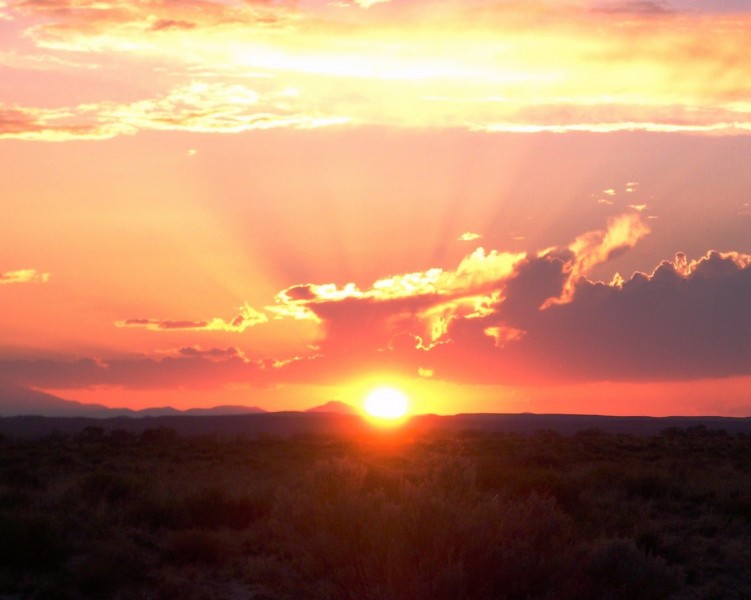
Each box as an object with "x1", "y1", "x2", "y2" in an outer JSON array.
[
  {"x1": 0, "y1": 354, "x2": 270, "y2": 390},
  {"x1": 421, "y1": 249, "x2": 751, "y2": 384},
  {"x1": 116, "y1": 303, "x2": 268, "y2": 332},
  {"x1": 148, "y1": 18, "x2": 197, "y2": 32},
  {"x1": 0, "y1": 105, "x2": 115, "y2": 140},
  {"x1": 176, "y1": 346, "x2": 246, "y2": 360},
  {"x1": 269, "y1": 246, "x2": 526, "y2": 350},
  {"x1": 267, "y1": 215, "x2": 749, "y2": 386},
  {"x1": 353, "y1": 0, "x2": 391, "y2": 7},
  {"x1": 0, "y1": 82, "x2": 350, "y2": 140},
  {"x1": 591, "y1": 1, "x2": 672, "y2": 16},
  {"x1": 5, "y1": 0, "x2": 751, "y2": 135},
  {"x1": 333, "y1": 0, "x2": 392, "y2": 8},
  {"x1": 550, "y1": 212, "x2": 650, "y2": 305},
  {"x1": 459, "y1": 232, "x2": 482, "y2": 241},
  {"x1": 2, "y1": 216, "x2": 750, "y2": 391},
  {"x1": 0, "y1": 269, "x2": 50, "y2": 285}
]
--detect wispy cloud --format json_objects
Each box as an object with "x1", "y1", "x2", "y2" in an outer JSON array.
[
  {"x1": 591, "y1": 1, "x2": 672, "y2": 16},
  {"x1": 0, "y1": 82, "x2": 349, "y2": 140},
  {"x1": 332, "y1": 0, "x2": 392, "y2": 8},
  {"x1": 175, "y1": 346, "x2": 246, "y2": 360},
  {"x1": 0, "y1": 269, "x2": 50, "y2": 285},
  {"x1": 116, "y1": 303, "x2": 267, "y2": 333}
]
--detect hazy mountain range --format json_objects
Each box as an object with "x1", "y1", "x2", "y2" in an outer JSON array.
[
  {"x1": 0, "y1": 383, "x2": 354, "y2": 418},
  {"x1": 4, "y1": 384, "x2": 751, "y2": 443}
]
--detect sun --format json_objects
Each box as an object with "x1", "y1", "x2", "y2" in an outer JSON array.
[{"x1": 363, "y1": 386, "x2": 410, "y2": 422}]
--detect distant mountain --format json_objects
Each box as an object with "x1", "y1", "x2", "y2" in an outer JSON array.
[
  {"x1": 0, "y1": 383, "x2": 115, "y2": 417},
  {"x1": 183, "y1": 405, "x2": 266, "y2": 416},
  {"x1": 306, "y1": 400, "x2": 359, "y2": 415},
  {"x1": 3, "y1": 411, "x2": 751, "y2": 441},
  {"x1": 0, "y1": 383, "x2": 266, "y2": 418}
]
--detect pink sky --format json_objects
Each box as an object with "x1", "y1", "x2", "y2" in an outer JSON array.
[{"x1": 1, "y1": 0, "x2": 750, "y2": 415}]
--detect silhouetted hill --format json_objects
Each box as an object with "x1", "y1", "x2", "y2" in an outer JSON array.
[
  {"x1": 306, "y1": 401, "x2": 358, "y2": 414},
  {"x1": 0, "y1": 383, "x2": 115, "y2": 417},
  {"x1": 1, "y1": 411, "x2": 751, "y2": 439},
  {"x1": 183, "y1": 405, "x2": 266, "y2": 416},
  {"x1": 0, "y1": 384, "x2": 265, "y2": 418}
]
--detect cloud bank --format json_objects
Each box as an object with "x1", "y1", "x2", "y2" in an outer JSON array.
[
  {"x1": 2, "y1": 0, "x2": 751, "y2": 138},
  {"x1": 1, "y1": 216, "x2": 749, "y2": 392}
]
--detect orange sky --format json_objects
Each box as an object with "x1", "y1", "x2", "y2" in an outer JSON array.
[{"x1": 1, "y1": 0, "x2": 750, "y2": 415}]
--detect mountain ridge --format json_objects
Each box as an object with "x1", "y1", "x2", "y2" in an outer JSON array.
[
  {"x1": 0, "y1": 383, "x2": 266, "y2": 418},
  {"x1": 305, "y1": 400, "x2": 358, "y2": 414}
]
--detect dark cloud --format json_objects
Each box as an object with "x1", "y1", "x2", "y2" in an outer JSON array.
[
  {"x1": 429, "y1": 250, "x2": 751, "y2": 384},
  {"x1": 155, "y1": 319, "x2": 208, "y2": 330},
  {"x1": 0, "y1": 354, "x2": 268, "y2": 390},
  {"x1": 308, "y1": 294, "x2": 440, "y2": 353},
  {"x1": 496, "y1": 253, "x2": 569, "y2": 321},
  {"x1": 269, "y1": 241, "x2": 751, "y2": 386},
  {"x1": 280, "y1": 284, "x2": 318, "y2": 301},
  {"x1": 177, "y1": 346, "x2": 243, "y2": 359}
]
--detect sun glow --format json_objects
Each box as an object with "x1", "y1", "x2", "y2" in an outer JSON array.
[{"x1": 363, "y1": 386, "x2": 410, "y2": 422}]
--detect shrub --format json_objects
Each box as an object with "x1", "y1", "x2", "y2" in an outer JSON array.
[
  {"x1": 0, "y1": 510, "x2": 67, "y2": 572},
  {"x1": 274, "y1": 456, "x2": 576, "y2": 600},
  {"x1": 70, "y1": 537, "x2": 150, "y2": 598},
  {"x1": 580, "y1": 538, "x2": 677, "y2": 599},
  {"x1": 165, "y1": 529, "x2": 231, "y2": 565}
]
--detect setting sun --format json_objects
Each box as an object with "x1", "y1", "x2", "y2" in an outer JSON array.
[{"x1": 363, "y1": 387, "x2": 410, "y2": 422}]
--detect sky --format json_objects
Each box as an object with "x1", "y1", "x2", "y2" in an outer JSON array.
[{"x1": 1, "y1": 0, "x2": 750, "y2": 416}]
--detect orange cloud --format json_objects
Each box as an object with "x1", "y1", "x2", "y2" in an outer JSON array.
[
  {"x1": 548, "y1": 213, "x2": 650, "y2": 305},
  {"x1": 269, "y1": 246, "x2": 526, "y2": 350}
]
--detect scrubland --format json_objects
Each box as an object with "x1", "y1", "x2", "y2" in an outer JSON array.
[{"x1": 1, "y1": 424, "x2": 750, "y2": 599}]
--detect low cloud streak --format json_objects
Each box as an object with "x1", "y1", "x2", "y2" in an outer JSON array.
[
  {"x1": 116, "y1": 303, "x2": 268, "y2": 333},
  {"x1": 0, "y1": 269, "x2": 50, "y2": 285}
]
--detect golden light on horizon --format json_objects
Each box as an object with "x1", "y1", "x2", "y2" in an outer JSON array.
[{"x1": 363, "y1": 386, "x2": 410, "y2": 424}]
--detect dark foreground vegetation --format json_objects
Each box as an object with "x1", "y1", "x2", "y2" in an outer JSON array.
[{"x1": 1, "y1": 424, "x2": 751, "y2": 599}]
